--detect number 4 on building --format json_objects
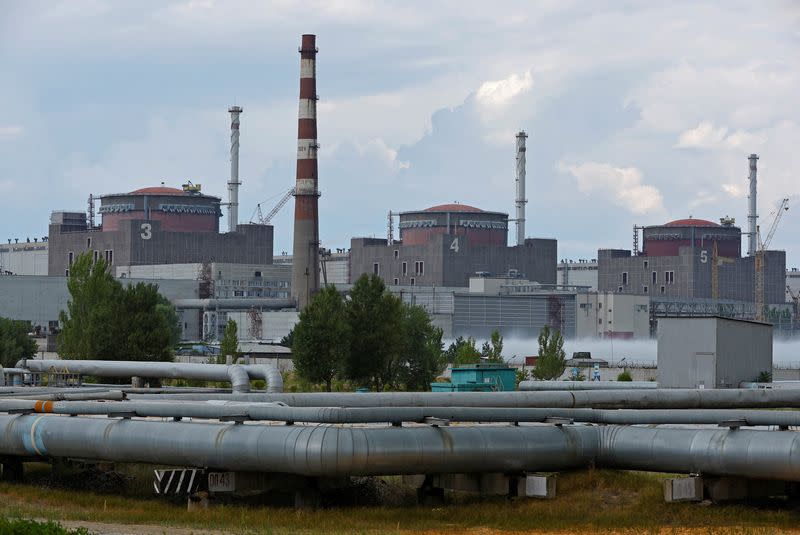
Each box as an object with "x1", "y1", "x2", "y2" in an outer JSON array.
[{"x1": 450, "y1": 237, "x2": 459, "y2": 253}]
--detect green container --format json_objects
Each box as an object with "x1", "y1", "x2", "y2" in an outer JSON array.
[{"x1": 431, "y1": 363, "x2": 516, "y2": 392}]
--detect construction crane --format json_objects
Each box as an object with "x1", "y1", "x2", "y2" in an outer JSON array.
[
  {"x1": 755, "y1": 197, "x2": 789, "y2": 321},
  {"x1": 251, "y1": 187, "x2": 295, "y2": 225}
]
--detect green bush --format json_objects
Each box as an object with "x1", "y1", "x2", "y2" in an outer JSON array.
[
  {"x1": 0, "y1": 518, "x2": 91, "y2": 534},
  {"x1": 617, "y1": 370, "x2": 633, "y2": 382}
]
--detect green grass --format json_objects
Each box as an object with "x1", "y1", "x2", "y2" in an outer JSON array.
[
  {"x1": 0, "y1": 517, "x2": 90, "y2": 535},
  {"x1": 1, "y1": 467, "x2": 798, "y2": 534}
]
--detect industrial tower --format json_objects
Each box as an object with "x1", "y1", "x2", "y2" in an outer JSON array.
[
  {"x1": 227, "y1": 105, "x2": 242, "y2": 233},
  {"x1": 291, "y1": 34, "x2": 321, "y2": 310}
]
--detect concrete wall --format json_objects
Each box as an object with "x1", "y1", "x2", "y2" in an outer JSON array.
[
  {"x1": 576, "y1": 292, "x2": 650, "y2": 339},
  {"x1": 598, "y1": 247, "x2": 785, "y2": 304},
  {"x1": 0, "y1": 243, "x2": 48, "y2": 276},
  {"x1": 557, "y1": 260, "x2": 598, "y2": 290},
  {"x1": 657, "y1": 317, "x2": 772, "y2": 388},
  {"x1": 715, "y1": 318, "x2": 773, "y2": 386},
  {"x1": 49, "y1": 219, "x2": 273, "y2": 276},
  {"x1": 452, "y1": 293, "x2": 575, "y2": 339},
  {"x1": 350, "y1": 234, "x2": 556, "y2": 288},
  {"x1": 0, "y1": 275, "x2": 199, "y2": 336}
]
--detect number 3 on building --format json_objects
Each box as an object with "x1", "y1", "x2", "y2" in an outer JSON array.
[
  {"x1": 450, "y1": 237, "x2": 459, "y2": 253},
  {"x1": 140, "y1": 223, "x2": 152, "y2": 240}
]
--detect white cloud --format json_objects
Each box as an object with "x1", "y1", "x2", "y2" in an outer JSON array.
[
  {"x1": 476, "y1": 71, "x2": 533, "y2": 107},
  {"x1": 676, "y1": 121, "x2": 765, "y2": 150},
  {"x1": 558, "y1": 161, "x2": 664, "y2": 215},
  {"x1": 0, "y1": 125, "x2": 23, "y2": 139}
]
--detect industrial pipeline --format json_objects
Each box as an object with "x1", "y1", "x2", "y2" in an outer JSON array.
[
  {"x1": 16, "y1": 359, "x2": 283, "y2": 393},
  {"x1": 124, "y1": 388, "x2": 800, "y2": 409},
  {"x1": 0, "y1": 414, "x2": 799, "y2": 482}
]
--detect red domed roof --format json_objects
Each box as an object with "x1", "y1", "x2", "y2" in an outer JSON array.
[
  {"x1": 664, "y1": 218, "x2": 719, "y2": 227},
  {"x1": 423, "y1": 203, "x2": 483, "y2": 213},
  {"x1": 130, "y1": 186, "x2": 187, "y2": 195}
]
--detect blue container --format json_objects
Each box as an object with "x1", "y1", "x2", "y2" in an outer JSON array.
[{"x1": 431, "y1": 363, "x2": 516, "y2": 392}]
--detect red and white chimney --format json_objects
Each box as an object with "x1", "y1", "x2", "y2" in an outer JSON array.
[{"x1": 291, "y1": 34, "x2": 320, "y2": 309}]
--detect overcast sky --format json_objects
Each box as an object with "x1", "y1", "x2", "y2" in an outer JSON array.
[{"x1": 1, "y1": 1, "x2": 798, "y2": 266}]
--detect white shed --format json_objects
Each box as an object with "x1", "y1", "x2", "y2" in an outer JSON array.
[{"x1": 657, "y1": 316, "x2": 772, "y2": 389}]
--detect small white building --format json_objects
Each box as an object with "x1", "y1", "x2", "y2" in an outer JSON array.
[
  {"x1": 657, "y1": 316, "x2": 772, "y2": 389},
  {"x1": 0, "y1": 241, "x2": 49, "y2": 276},
  {"x1": 558, "y1": 259, "x2": 598, "y2": 290},
  {"x1": 575, "y1": 291, "x2": 650, "y2": 339}
]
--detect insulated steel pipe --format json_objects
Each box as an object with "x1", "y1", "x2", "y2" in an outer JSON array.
[
  {"x1": 519, "y1": 381, "x2": 658, "y2": 391},
  {"x1": 4, "y1": 399, "x2": 800, "y2": 427},
  {"x1": 126, "y1": 389, "x2": 800, "y2": 409},
  {"x1": 2, "y1": 415, "x2": 800, "y2": 481},
  {"x1": 17, "y1": 360, "x2": 283, "y2": 393}
]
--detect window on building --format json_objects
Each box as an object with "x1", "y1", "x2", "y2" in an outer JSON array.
[
  {"x1": 665, "y1": 271, "x2": 674, "y2": 284},
  {"x1": 373, "y1": 263, "x2": 380, "y2": 275},
  {"x1": 87, "y1": 237, "x2": 91, "y2": 248},
  {"x1": 68, "y1": 251, "x2": 74, "y2": 266},
  {"x1": 598, "y1": 302, "x2": 602, "y2": 309},
  {"x1": 660, "y1": 285, "x2": 665, "y2": 294},
  {"x1": 410, "y1": 277, "x2": 415, "y2": 286},
  {"x1": 622, "y1": 272, "x2": 628, "y2": 286},
  {"x1": 393, "y1": 250, "x2": 399, "y2": 259},
  {"x1": 419, "y1": 261, "x2": 424, "y2": 276},
  {"x1": 618, "y1": 286, "x2": 623, "y2": 292},
  {"x1": 598, "y1": 318, "x2": 602, "y2": 325},
  {"x1": 652, "y1": 271, "x2": 657, "y2": 284},
  {"x1": 402, "y1": 262, "x2": 407, "y2": 276},
  {"x1": 414, "y1": 261, "x2": 423, "y2": 276},
  {"x1": 64, "y1": 269, "x2": 69, "y2": 277},
  {"x1": 254, "y1": 271, "x2": 262, "y2": 278},
  {"x1": 643, "y1": 285, "x2": 648, "y2": 293},
  {"x1": 393, "y1": 278, "x2": 399, "y2": 285},
  {"x1": 644, "y1": 260, "x2": 649, "y2": 268},
  {"x1": 93, "y1": 250, "x2": 99, "y2": 263}
]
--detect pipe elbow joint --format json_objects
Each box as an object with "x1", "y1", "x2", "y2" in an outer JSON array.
[{"x1": 227, "y1": 365, "x2": 251, "y2": 393}]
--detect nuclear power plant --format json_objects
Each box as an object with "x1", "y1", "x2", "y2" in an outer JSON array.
[{"x1": 0, "y1": 32, "x2": 795, "y2": 343}]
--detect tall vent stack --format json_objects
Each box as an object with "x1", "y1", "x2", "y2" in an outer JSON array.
[
  {"x1": 515, "y1": 130, "x2": 528, "y2": 246},
  {"x1": 747, "y1": 153, "x2": 758, "y2": 256},
  {"x1": 227, "y1": 105, "x2": 243, "y2": 233},
  {"x1": 291, "y1": 34, "x2": 320, "y2": 309}
]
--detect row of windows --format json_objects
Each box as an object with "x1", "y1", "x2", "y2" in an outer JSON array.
[
  {"x1": 618, "y1": 284, "x2": 668, "y2": 295},
  {"x1": 373, "y1": 260, "x2": 424, "y2": 277},
  {"x1": 621, "y1": 270, "x2": 675, "y2": 285},
  {"x1": 66, "y1": 249, "x2": 113, "y2": 275}
]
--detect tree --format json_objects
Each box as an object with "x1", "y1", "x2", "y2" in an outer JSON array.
[
  {"x1": 219, "y1": 319, "x2": 240, "y2": 364},
  {"x1": 0, "y1": 317, "x2": 37, "y2": 368},
  {"x1": 58, "y1": 252, "x2": 178, "y2": 362},
  {"x1": 481, "y1": 330, "x2": 504, "y2": 363},
  {"x1": 292, "y1": 285, "x2": 350, "y2": 391},
  {"x1": 531, "y1": 326, "x2": 566, "y2": 380},
  {"x1": 344, "y1": 274, "x2": 404, "y2": 390},
  {"x1": 617, "y1": 370, "x2": 633, "y2": 382},
  {"x1": 120, "y1": 282, "x2": 179, "y2": 362},
  {"x1": 444, "y1": 336, "x2": 481, "y2": 366},
  {"x1": 58, "y1": 253, "x2": 123, "y2": 359},
  {"x1": 396, "y1": 304, "x2": 446, "y2": 391},
  {"x1": 279, "y1": 328, "x2": 294, "y2": 348}
]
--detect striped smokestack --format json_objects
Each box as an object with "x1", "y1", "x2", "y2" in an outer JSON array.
[{"x1": 291, "y1": 34, "x2": 320, "y2": 310}]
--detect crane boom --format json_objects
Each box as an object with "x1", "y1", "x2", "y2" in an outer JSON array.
[
  {"x1": 250, "y1": 187, "x2": 295, "y2": 225},
  {"x1": 755, "y1": 197, "x2": 790, "y2": 321},
  {"x1": 762, "y1": 197, "x2": 789, "y2": 250}
]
